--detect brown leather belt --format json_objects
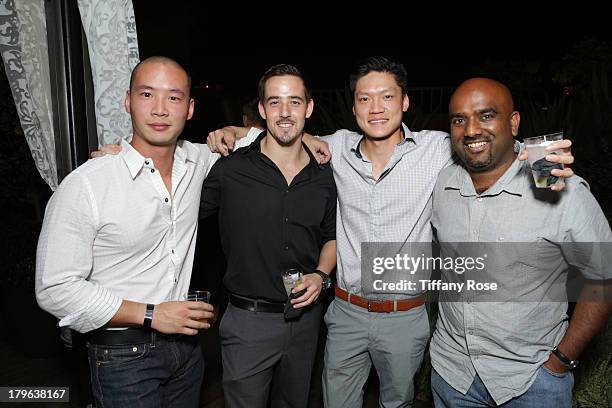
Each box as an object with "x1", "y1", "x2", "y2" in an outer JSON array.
[{"x1": 334, "y1": 286, "x2": 426, "y2": 313}]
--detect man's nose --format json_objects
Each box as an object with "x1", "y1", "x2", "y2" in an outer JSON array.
[
  {"x1": 152, "y1": 97, "x2": 168, "y2": 116},
  {"x1": 465, "y1": 119, "x2": 482, "y2": 137},
  {"x1": 280, "y1": 101, "x2": 291, "y2": 117},
  {"x1": 370, "y1": 97, "x2": 384, "y2": 113}
]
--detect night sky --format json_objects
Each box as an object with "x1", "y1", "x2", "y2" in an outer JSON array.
[{"x1": 132, "y1": 2, "x2": 611, "y2": 90}]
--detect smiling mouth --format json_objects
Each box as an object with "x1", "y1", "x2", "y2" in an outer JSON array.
[
  {"x1": 368, "y1": 119, "x2": 387, "y2": 125},
  {"x1": 277, "y1": 122, "x2": 294, "y2": 128},
  {"x1": 465, "y1": 140, "x2": 489, "y2": 153}
]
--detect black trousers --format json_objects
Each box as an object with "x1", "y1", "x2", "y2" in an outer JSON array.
[{"x1": 220, "y1": 301, "x2": 323, "y2": 408}]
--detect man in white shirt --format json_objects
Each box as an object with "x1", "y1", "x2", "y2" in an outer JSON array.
[{"x1": 36, "y1": 56, "x2": 215, "y2": 408}]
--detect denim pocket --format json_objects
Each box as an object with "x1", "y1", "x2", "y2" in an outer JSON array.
[
  {"x1": 88, "y1": 342, "x2": 150, "y2": 367},
  {"x1": 541, "y1": 364, "x2": 571, "y2": 379}
]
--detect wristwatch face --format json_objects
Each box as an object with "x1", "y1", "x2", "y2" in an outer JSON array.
[{"x1": 315, "y1": 271, "x2": 330, "y2": 289}]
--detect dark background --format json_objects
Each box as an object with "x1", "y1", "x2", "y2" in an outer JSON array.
[{"x1": 1, "y1": 5, "x2": 612, "y2": 407}]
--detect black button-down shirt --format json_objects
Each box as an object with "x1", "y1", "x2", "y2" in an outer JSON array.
[{"x1": 200, "y1": 132, "x2": 337, "y2": 302}]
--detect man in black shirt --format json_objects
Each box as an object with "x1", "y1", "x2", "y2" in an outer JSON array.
[{"x1": 200, "y1": 64, "x2": 337, "y2": 408}]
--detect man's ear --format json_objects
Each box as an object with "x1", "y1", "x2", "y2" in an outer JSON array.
[
  {"x1": 187, "y1": 98, "x2": 195, "y2": 120},
  {"x1": 305, "y1": 99, "x2": 314, "y2": 119},
  {"x1": 510, "y1": 111, "x2": 521, "y2": 137},
  {"x1": 402, "y1": 94, "x2": 409, "y2": 112},
  {"x1": 124, "y1": 90, "x2": 131, "y2": 113},
  {"x1": 258, "y1": 101, "x2": 267, "y2": 120}
]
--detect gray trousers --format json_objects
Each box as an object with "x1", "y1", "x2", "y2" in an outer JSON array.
[
  {"x1": 322, "y1": 298, "x2": 430, "y2": 408},
  {"x1": 220, "y1": 302, "x2": 323, "y2": 408}
]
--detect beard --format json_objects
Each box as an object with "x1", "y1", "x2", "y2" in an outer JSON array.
[{"x1": 269, "y1": 122, "x2": 303, "y2": 146}]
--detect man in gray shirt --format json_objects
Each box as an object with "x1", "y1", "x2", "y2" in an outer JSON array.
[{"x1": 430, "y1": 77, "x2": 612, "y2": 407}]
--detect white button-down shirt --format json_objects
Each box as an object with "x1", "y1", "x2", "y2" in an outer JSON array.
[{"x1": 36, "y1": 132, "x2": 258, "y2": 333}]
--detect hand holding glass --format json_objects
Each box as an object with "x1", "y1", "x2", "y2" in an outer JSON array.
[
  {"x1": 185, "y1": 290, "x2": 211, "y2": 303},
  {"x1": 281, "y1": 269, "x2": 303, "y2": 296},
  {"x1": 524, "y1": 132, "x2": 565, "y2": 188}
]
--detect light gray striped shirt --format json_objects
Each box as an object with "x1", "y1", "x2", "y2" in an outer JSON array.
[
  {"x1": 322, "y1": 124, "x2": 453, "y2": 297},
  {"x1": 430, "y1": 142, "x2": 612, "y2": 404}
]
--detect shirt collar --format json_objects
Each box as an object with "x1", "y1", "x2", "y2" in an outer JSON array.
[
  {"x1": 243, "y1": 129, "x2": 268, "y2": 154},
  {"x1": 350, "y1": 123, "x2": 416, "y2": 159},
  {"x1": 121, "y1": 139, "x2": 145, "y2": 179},
  {"x1": 444, "y1": 141, "x2": 527, "y2": 197},
  {"x1": 121, "y1": 138, "x2": 195, "y2": 179},
  {"x1": 243, "y1": 130, "x2": 323, "y2": 173}
]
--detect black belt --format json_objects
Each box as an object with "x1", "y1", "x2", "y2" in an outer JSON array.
[
  {"x1": 85, "y1": 327, "x2": 188, "y2": 346},
  {"x1": 229, "y1": 293, "x2": 285, "y2": 313}
]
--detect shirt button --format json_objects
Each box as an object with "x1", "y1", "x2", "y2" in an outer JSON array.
[
  {"x1": 145, "y1": 160, "x2": 149, "y2": 165},
  {"x1": 285, "y1": 190, "x2": 289, "y2": 194},
  {"x1": 164, "y1": 198, "x2": 169, "y2": 203},
  {"x1": 171, "y1": 249, "x2": 175, "y2": 254},
  {"x1": 284, "y1": 217, "x2": 289, "y2": 222},
  {"x1": 284, "y1": 245, "x2": 289, "y2": 250},
  {"x1": 468, "y1": 329, "x2": 474, "y2": 335},
  {"x1": 477, "y1": 197, "x2": 483, "y2": 202},
  {"x1": 150, "y1": 169, "x2": 155, "y2": 173}
]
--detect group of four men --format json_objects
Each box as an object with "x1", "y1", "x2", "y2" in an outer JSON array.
[{"x1": 36, "y1": 55, "x2": 610, "y2": 408}]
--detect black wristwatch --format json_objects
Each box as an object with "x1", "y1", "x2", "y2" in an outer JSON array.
[
  {"x1": 310, "y1": 269, "x2": 331, "y2": 290},
  {"x1": 551, "y1": 346, "x2": 579, "y2": 370},
  {"x1": 143, "y1": 303, "x2": 155, "y2": 330}
]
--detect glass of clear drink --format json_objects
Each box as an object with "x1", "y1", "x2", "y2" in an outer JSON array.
[
  {"x1": 185, "y1": 290, "x2": 211, "y2": 303},
  {"x1": 523, "y1": 132, "x2": 565, "y2": 188},
  {"x1": 281, "y1": 269, "x2": 303, "y2": 296}
]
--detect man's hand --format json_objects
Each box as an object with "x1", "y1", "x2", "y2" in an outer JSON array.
[
  {"x1": 543, "y1": 353, "x2": 569, "y2": 374},
  {"x1": 518, "y1": 139, "x2": 574, "y2": 191},
  {"x1": 151, "y1": 300, "x2": 215, "y2": 335},
  {"x1": 90, "y1": 144, "x2": 122, "y2": 158},
  {"x1": 206, "y1": 126, "x2": 249, "y2": 156},
  {"x1": 291, "y1": 273, "x2": 323, "y2": 309},
  {"x1": 302, "y1": 134, "x2": 331, "y2": 164}
]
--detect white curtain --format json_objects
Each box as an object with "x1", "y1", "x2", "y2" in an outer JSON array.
[
  {"x1": 0, "y1": 0, "x2": 58, "y2": 190},
  {"x1": 77, "y1": 0, "x2": 139, "y2": 146}
]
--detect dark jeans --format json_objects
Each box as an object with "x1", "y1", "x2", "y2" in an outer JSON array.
[{"x1": 87, "y1": 333, "x2": 203, "y2": 408}]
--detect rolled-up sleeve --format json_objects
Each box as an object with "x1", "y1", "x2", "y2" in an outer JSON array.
[{"x1": 35, "y1": 173, "x2": 122, "y2": 333}]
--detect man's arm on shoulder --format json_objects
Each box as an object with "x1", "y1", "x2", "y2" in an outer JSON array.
[{"x1": 206, "y1": 126, "x2": 252, "y2": 155}]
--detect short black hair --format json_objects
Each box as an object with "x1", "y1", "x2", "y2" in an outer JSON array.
[
  {"x1": 257, "y1": 64, "x2": 311, "y2": 102},
  {"x1": 349, "y1": 56, "x2": 408, "y2": 95},
  {"x1": 129, "y1": 56, "x2": 192, "y2": 96},
  {"x1": 242, "y1": 97, "x2": 266, "y2": 128}
]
